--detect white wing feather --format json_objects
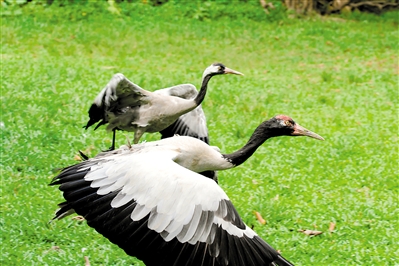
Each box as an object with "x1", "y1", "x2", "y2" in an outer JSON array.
[{"x1": 83, "y1": 148, "x2": 255, "y2": 245}]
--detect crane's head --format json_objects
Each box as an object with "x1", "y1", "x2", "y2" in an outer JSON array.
[
  {"x1": 203, "y1": 63, "x2": 243, "y2": 78},
  {"x1": 269, "y1": 115, "x2": 324, "y2": 140}
]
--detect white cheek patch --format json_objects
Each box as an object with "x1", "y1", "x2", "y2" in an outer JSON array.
[
  {"x1": 203, "y1": 65, "x2": 219, "y2": 77},
  {"x1": 280, "y1": 120, "x2": 286, "y2": 127},
  {"x1": 210, "y1": 65, "x2": 219, "y2": 72}
]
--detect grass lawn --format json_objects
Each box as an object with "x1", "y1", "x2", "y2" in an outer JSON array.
[{"x1": 1, "y1": 2, "x2": 398, "y2": 265}]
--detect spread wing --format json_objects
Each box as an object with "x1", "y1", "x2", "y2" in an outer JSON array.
[
  {"x1": 50, "y1": 149, "x2": 291, "y2": 266},
  {"x1": 160, "y1": 106, "x2": 209, "y2": 144},
  {"x1": 85, "y1": 73, "x2": 152, "y2": 130}
]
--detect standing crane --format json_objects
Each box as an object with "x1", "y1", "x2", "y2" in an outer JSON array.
[
  {"x1": 51, "y1": 115, "x2": 324, "y2": 266},
  {"x1": 84, "y1": 63, "x2": 242, "y2": 150}
]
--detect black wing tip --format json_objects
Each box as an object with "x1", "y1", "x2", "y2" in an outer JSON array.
[
  {"x1": 49, "y1": 162, "x2": 88, "y2": 186},
  {"x1": 273, "y1": 254, "x2": 294, "y2": 266},
  {"x1": 49, "y1": 172, "x2": 65, "y2": 186},
  {"x1": 51, "y1": 202, "x2": 76, "y2": 221},
  {"x1": 78, "y1": 150, "x2": 89, "y2": 161},
  {"x1": 49, "y1": 179, "x2": 61, "y2": 186}
]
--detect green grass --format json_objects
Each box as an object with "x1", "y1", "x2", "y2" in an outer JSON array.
[{"x1": 1, "y1": 3, "x2": 398, "y2": 265}]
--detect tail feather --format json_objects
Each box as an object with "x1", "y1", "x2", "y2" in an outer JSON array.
[{"x1": 85, "y1": 103, "x2": 105, "y2": 130}]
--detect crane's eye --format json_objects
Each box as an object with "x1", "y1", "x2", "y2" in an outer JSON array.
[{"x1": 285, "y1": 120, "x2": 293, "y2": 126}]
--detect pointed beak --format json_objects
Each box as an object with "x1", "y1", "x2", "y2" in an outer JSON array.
[
  {"x1": 224, "y1": 67, "x2": 244, "y2": 76},
  {"x1": 292, "y1": 124, "x2": 325, "y2": 141}
]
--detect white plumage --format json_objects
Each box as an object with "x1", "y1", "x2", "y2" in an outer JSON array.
[
  {"x1": 52, "y1": 136, "x2": 290, "y2": 265},
  {"x1": 52, "y1": 115, "x2": 324, "y2": 265}
]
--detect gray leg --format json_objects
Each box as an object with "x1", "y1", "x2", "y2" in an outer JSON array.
[{"x1": 133, "y1": 129, "x2": 145, "y2": 144}]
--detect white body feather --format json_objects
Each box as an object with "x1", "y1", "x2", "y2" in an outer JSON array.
[{"x1": 81, "y1": 136, "x2": 252, "y2": 245}]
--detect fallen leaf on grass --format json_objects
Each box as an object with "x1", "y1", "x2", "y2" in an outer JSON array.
[
  {"x1": 329, "y1": 222, "x2": 336, "y2": 233},
  {"x1": 73, "y1": 155, "x2": 82, "y2": 161},
  {"x1": 254, "y1": 211, "x2": 266, "y2": 225},
  {"x1": 72, "y1": 215, "x2": 85, "y2": 221},
  {"x1": 44, "y1": 246, "x2": 65, "y2": 254},
  {"x1": 84, "y1": 256, "x2": 91, "y2": 266},
  {"x1": 298, "y1": 229, "x2": 323, "y2": 236}
]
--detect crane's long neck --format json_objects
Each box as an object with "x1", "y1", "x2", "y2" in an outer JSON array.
[
  {"x1": 193, "y1": 74, "x2": 213, "y2": 106},
  {"x1": 222, "y1": 121, "x2": 277, "y2": 167}
]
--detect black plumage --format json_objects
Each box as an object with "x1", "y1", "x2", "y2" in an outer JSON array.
[{"x1": 51, "y1": 115, "x2": 325, "y2": 265}]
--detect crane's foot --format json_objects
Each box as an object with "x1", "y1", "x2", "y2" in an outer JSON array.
[{"x1": 101, "y1": 143, "x2": 115, "y2": 152}]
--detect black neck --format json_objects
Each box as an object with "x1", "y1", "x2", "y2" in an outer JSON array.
[
  {"x1": 222, "y1": 120, "x2": 278, "y2": 166},
  {"x1": 194, "y1": 74, "x2": 213, "y2": 106}
]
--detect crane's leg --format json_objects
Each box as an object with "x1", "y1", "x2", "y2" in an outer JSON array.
[
  {"x1": 133, "y1": 129, "x2": 145, "y2": 144},
  {"x1": 109, "y1": 129, "x2": 116, "y2": 150}
]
